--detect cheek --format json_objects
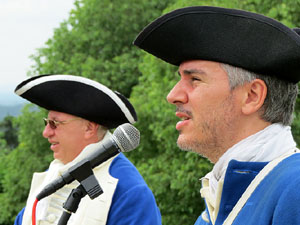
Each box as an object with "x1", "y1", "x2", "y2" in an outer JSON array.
[
  {"x1": 193, "y1": 86, "x2": 231, "y2": 107},
  {"x1": 66, "y1": 130, "x2": 87, "y2": 149},
  {"x1": 189, "y1": 92, "x2": 214, "y2": 116},
  {"x1": 57, "y1": 130, "x2": 78, "y2": 148}
]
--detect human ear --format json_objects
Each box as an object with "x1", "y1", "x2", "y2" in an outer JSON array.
[
  {"x1": 241, "y1": 79, "x2": 267, "y2": 115},
  {"x1": 84, "y1": 121, "x2": 99, "y2": 139}
]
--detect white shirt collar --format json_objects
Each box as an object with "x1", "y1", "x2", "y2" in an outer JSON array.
[{"x1": 206, "y1": 123, "x2": 296, "y2": 200}]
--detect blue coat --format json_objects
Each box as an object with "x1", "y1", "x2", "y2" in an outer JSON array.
[
  {"x1": 14, "y1": 153, "x2": 161, "y2": 225},
  {"x1": 195, "y1": 153, "x2": 300, "y2": 225}
]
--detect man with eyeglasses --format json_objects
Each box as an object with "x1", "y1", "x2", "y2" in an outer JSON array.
[{"x1": 13, "y1": 74, "x2": 162, "y2": 225}]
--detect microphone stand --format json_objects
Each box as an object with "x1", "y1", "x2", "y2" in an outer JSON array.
[
  {"x1": 57, "y1": 185, "x2": 87, "y2": 225},
  {"x1": 57, "y1": 160, "x2": 104, "y2": 225}
]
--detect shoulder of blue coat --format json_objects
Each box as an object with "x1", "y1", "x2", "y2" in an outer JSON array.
[
  {"x1": 268, "y1": 153, "x2": 300, "y2": 182},
  {"x1": 109, "y1": 153, "x2": 147, "y2": 187}
]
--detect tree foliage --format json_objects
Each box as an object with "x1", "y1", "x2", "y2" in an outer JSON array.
[
  {"x1": 0, "y1": 116, "x2": 19, "y2": 150},
  {"x1": 0, "y1": 0, "x2": 300, "y2": 224},
  {"x1": 29, "y1": 0, "x2": 174, "y2": 97},
  {"x1": 0, "y1": 105, "x2": 50, "y2": 224}
]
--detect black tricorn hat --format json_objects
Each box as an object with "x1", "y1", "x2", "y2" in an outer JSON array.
[
  {"x1": 134, "y1": 6, "x2": 300, "y2": 83},
  {"x1": 15, "y1": 74, "x2": 137, "y2": 129}
]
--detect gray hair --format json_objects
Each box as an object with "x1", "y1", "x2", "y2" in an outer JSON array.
[
  {"x1": 97, "y1": 125, "x2": 108, "y2": 140},
  {"x1": 221, "y1": 63, "x2": 298, "y2": 126}
]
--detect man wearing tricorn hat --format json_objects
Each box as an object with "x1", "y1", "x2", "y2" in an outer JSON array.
[
  {"x1": 134, "y1": 6, "x2": 300, "y2": 225},
  {"x1": 13, "y1": 74, "x2": 161, "y2": 225}
]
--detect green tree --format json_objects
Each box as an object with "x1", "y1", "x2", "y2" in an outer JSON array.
[
  {"x1": 0, "y1": 116, "x2": 19, "y2": 149},
  {"x1": 0, "y1": 105, "x2": 50, "y2": 224},
  {"x1": 0, "y1": 0, "x2": 175, "y2": 224},
  {"x1": 1, "y1": 0, "x2": 300, "y2": 224},
  {"x1": 29, "y1": 0, "x2": 175, "y2": 97}
]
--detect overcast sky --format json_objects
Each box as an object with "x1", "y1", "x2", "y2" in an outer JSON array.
[{"x1": 0, "y1": 0, "x2": 75, "y2": 105}]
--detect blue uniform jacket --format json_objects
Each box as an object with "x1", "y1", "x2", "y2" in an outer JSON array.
[
  {"x1": 14, "y1": 153, "x2": 161, "y2": 225},
  {"x1": 195, "y1": 153, "x2": 300, "y2": 225}
]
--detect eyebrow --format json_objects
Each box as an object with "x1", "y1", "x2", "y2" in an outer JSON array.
[
  {"x1": 177, "y1": 69, "x2": 207, "y2": 76},
  {"x1": 48, "y1": 116, "x2": 60, "y2": 121}
]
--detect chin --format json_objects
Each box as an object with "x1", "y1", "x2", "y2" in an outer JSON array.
[
  {"x1": 177, "y1": 136, "x2": 193, "y2": 151},
  {"x1": 53, "y1": 154, "x2": 63, "y2": 162},
  {"x1": 177, "y1": 136, "x2": 205, "y2": 154}
]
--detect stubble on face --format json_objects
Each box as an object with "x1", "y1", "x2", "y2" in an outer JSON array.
[{"x1": 176, "y1": 92, "x2": 237, "y2": 163}]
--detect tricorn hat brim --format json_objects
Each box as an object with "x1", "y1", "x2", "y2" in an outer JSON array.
[
  {"x1": 15, "y1": 74, "x2": 137, "y2": 129},
  {"x1": 134, "y1": 6, "x2": 300, "y2": 83}
]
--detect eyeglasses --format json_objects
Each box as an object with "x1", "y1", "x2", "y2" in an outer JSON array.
[{"x1": 43, "y1": 118, "x2": 81, "y2": 129}]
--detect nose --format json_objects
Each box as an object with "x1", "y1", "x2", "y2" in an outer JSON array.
[
  {"x1": 42, "y1": 123, "x2": 54, "y2": 138},
  {"x1": 167, "y1": 81, "x2": 188, "y2": 105}
]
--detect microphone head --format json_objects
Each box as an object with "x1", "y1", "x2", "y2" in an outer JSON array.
[{"x1": 112, "y1": 123, "x2": 140, "y2": 152}]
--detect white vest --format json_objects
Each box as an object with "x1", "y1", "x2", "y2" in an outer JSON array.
[{"x1": 22, "y1": 133, "x2": 119, "y2": 225}]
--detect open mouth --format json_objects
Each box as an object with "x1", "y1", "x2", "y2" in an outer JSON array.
[
  {"x1": 180, "y1": 116, "x2": 189, "y2": 121},
  {"x1": 175, "y1": 112, "x2": 192, "y2": 130},
  {"x1": 176, "y1": 111, "x2": 191, "y2": 120},
  {"x1": 49, "y1": 140, "x2": 59, "y2": 149}
]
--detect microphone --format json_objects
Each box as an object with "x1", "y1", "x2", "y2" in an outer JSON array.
[{"x1": 36, "y1": 123, "x2": 140, "y2": 200}]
